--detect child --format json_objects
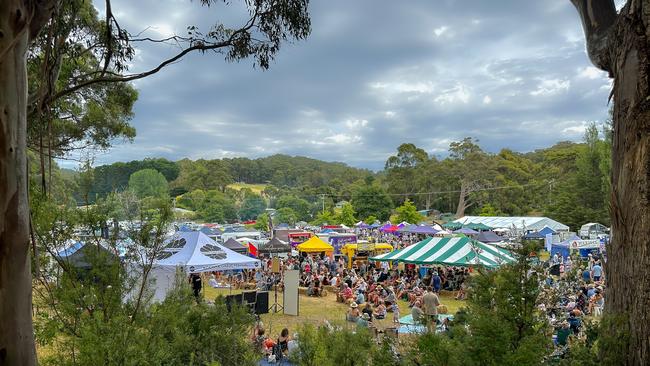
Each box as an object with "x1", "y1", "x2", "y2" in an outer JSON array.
[{"x1": 392, "y1": 302, "x2": 400, "y2": 324}]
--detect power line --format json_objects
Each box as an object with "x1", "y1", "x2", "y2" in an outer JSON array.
[{"x1": 266, "y1": 181, "x2": 550, "y2": 200}]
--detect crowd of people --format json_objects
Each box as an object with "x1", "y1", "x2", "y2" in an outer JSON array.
[
  {"x1": 190, "y1": 227, "x2": 608, "y2": 362},
  {"x1": 540, "y1": 252, "x2": 607, "y2": 350}
]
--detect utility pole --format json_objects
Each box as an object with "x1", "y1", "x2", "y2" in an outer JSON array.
[{"x1": 319, "y1": 194, "x2": 326, "y2": 214}]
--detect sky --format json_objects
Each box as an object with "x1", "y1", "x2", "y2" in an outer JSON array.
[{"x1": 82, "y1": 0, "x2": 613, "y2": 171}]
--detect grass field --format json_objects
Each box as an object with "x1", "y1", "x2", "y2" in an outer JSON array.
[
  {"x1": 227, "y1": 182, "x2": 267, "y2": 194},
  {"x1": 204, "y1": 286, "x2": 465, "y2": 339}
]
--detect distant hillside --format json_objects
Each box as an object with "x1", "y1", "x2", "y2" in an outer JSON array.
[{"x1": 85, "y1": 154, "x2": 371, "y2": 201}]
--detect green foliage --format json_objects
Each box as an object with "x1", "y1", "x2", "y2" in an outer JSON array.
[
  {"x1": 289, "y1": 324, "x2": 381, "y2": 366},
  {"x1": 128, "y1": 169, "x2": 169, "y2": 199},
  {"x1": 238, "y1": 194, "x2": 267, "y2": 221},
  {"x1": 478, "y1": 203, "x2": 503, "y2": 216},
  {"x1": 276, "y1": 195, "x2": 311, "y2": 221},
  {"x1": 311, "y1": 210, "x2": 339, "y2": 226},
  {"x1": 254, "y1": 213, "x2": 270, "y2": 231},
  {"x1": 275, "y1": 207, "x2": 298, "y2": 225},
  {"x1": 406, "y1": 243, "x2": 550, "y2": 366},
  {"x1": 385, "y1": 143, "x2": 428, "y2": 205},
  {"x1": 87, "y1": 158, "x2": 179, "y2": 202},
  {"x1": 351, "y1": 184, "x2": 394, "y2": 221},
  {"x1": 395, "y1": 199, "x2": 423, "y2": 224},
  {"x1": 336, "y1": 202, "x2": 357, "y2": 226}
]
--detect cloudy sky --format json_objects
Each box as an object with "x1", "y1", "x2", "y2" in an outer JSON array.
[{"x1": 86, "y1": 0, "x2": 612, "y2": 171}]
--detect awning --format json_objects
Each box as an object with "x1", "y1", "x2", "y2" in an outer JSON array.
[
  {"x1": 369, "y1": 237, "x2": 515, "y2": 267},
  {"x1": 296, "y1": 236, "x2": 334, "y2": 253},
  {"x1": 259, "y1": 237, "x2": 292, "y2": 254}
]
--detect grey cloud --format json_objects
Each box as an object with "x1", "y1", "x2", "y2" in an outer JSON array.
[{"x1": 73, "y1": 0, "x2": 611, "y2": 172}]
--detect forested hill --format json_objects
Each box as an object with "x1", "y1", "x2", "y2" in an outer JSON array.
[
  {"x1": 60, "y1": 125, "x2": 610, "y2": 231},
  {"x1": 85, "y1": 154, "x2": 370, "y2": 199}
]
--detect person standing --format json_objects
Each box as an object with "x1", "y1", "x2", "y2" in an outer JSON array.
[
  {"x1": 190, "y1": 273, "x2": 202, "y2": 302},
  {"x1": 422, "y1": 286, "x2": 440, "y2": 331},
  {"x1": 591, "y1": 261, "x2": 603, "y2": 282}
]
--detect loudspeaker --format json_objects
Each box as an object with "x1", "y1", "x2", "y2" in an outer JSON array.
[
  {"x1": 225, "y1": 294, "x2": 243, "y2": 311},
  {"x1": 255, "y1": 291, "x2": 269, "y2": 314},
  {"x1": 242, "y1": 290, "x2": 257, "y2": 304}
]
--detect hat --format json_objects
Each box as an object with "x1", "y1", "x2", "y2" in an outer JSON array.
[
  {"x1": 362, "y1": 313, "x2": 370, "y2": 320},
  {"x1": 350, "y1": 302, "x2": 358, "y2": 308},
  {"x1": 561, "y1": 320, "x2": 570, "y2": 328}
]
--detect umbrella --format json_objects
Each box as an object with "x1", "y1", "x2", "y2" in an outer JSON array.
[
  {"x1": 453, "y1": 227, "x2": 479, "y2": 235},
  {"x1": 442, "y1": 222, "x2": 463, "y2": 230},
  {"x1": 464, "y1": 223, "x2": 493, "y2": 231}
]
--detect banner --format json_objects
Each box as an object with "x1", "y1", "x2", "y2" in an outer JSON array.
[
  {"x1": 569, "y1": 239, "x2": 600, "y2": 249},
  {"x1": 357, "y1": 242, "x2": 376, "y2": 252},
  {"x1": 283, "y1": 270, "x2": 299, "y2": 316}
]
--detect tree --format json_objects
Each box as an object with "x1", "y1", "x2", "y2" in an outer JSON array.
[
  {"x1": 385, "y1": 143, "x2": 428, "y2": 205},
  {"x1": 445, "y1": 137, "x2": 494, "y2": 217},
  {"x1": 238, "y1": 194, "x2": 267, "y2": 221},
  {"x1": 409, "y1": 243, "x2": 549, "y2": 366},
  {"x1": 336, "y1": 202, "x2": 357, "y2": 226},
  {"x1": 571, "y1": 1, "x2": 650, "y2": 362},
  {"x1": 254, "y1": 212, "x2": 270, "y2": 231},
  {"x1": 275, "y1": 207, "x2": 298, "y2": 225},
  {"x1": 351, "y1": 184, "x2": 394, "y2": 222},
  {"x1": 395, "y1": 199, "x2": 424, "y2": 224},
  {"x1": 1, "y1": 1, "x2": 311, "y2": 361},
  {"x1": 275, "y1": 195, "x2": 311, "y2": 221},
  {"x1": 128, "y1": 169, "x2": 169, "y2": 199}
]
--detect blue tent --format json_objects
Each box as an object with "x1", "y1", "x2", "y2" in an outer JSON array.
[
  {"x1": 369, "y1": 223, "x2": 381, "y2": 229},
  {"x1": 550, "y1": 235, "x2": 601, "y2": 258},
  {"x1": 538, "y1": 226, "x2": 556, "y2": 237},
  {"x1": 200, "y1": 227, "x2": 221, "y2": 236},
  {"x1": 178, "y1": 225, "x2": 192, "y2": 232}
]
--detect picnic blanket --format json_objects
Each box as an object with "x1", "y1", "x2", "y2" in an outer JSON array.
[{"x1": 397, "y1": 314, "x2": 454, "y2": 334}]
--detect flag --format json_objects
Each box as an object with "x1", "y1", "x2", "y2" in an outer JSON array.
[{"x1": 248, "y1": 242, "x2": 258, "y2": 257}]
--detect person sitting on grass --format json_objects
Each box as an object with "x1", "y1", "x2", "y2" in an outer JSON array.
[
  {"x1": 362, "y1": 303, "x2": 374, "y2": 322},
  {"x1": 411, "y1": 300, "x2": 425, "y2": 325},
  {"x1": 357, "y1": 312, "x2": 371, "y2": 328},
  {"x1": 347, "y1": 302, "x2": 361, "y2": 322},
  {"x1": 338, "y1": 283, "x2": 354, "y2": 303},
  {"x1": 355, "y1": 289, "x2": 365, "y2": 305},
  {"x1": 374, "y1": 302, "x2": 387, "y2": 320}
]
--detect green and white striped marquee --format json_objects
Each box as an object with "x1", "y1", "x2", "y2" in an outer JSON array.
[{"x1": 369, "y1": 236, "x2": 515, "y2": 267}]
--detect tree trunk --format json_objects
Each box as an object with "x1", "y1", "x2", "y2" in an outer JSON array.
[
  {"x1": 572, "y1": 1, "x2": 650, "y2": 364},
  {"x1": 606, "y1": 5, "x2": 650, "y2": 363},
  {"x1": 455, "y1": 182, "x2": 468, "y2": 217},
  {"x1": 0, "y1": 2, "x2": 37, "y2": 365}
]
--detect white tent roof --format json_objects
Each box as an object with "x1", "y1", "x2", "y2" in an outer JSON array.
[
  {"x1": 155, "y1": 231, "x2": 260, "y2": 272},
  {"x1": 453, "y1": 216, "x2": 570, "y2": 231}
]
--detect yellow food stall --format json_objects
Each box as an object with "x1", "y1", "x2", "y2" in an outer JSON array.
[
  {"x1": 340, "y1": 242, "x2": 394, "y2": 268},
  {"x1": 296, "y1": 236, "x2": 334, "y2": 255}
]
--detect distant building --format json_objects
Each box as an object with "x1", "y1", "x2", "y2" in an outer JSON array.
[
  {"x1": 453, "y1": 216, "x2": 570, "y2": 232},
  {"x1": 579, "y1": 223, "x2": 609, "y2": 238}
]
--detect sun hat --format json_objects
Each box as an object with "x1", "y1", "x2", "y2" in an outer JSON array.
[
  {"x1": 350, "y1": 302, "x2": 358, "y2": 308},
  {"x1": 362, "y1": 313, "x2": 370, "y2": 320}
]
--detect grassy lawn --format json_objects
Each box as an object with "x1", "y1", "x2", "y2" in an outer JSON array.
[
  {"x1": 227, "y1": 182, "x2": 267, "y2": 194},
  {"x1": 204, "y1": 287, "x2": 465, "y2": 339}
]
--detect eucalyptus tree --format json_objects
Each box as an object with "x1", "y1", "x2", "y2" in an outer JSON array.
[
  {"x1": 571, "y1": 0, "x2": 650, "y2": 363},
  {"x1": 0, "y1": 0, "x2": 311, "y2": 364}
]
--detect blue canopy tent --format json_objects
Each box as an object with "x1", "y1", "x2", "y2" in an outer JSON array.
[
  {"x1": 538, "y1": 226, "x2": 556, "y2": 237},
  {"x1": 178, "y1": 225, "x2": 192, "y2": 232},
  {"x1": 551, "y1": 235, "x2": 602, "y2": 258}
]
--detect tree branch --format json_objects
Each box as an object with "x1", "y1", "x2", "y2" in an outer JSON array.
[{"x1": 570, "y1": 0, "x2": 618, "y2": 73}]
